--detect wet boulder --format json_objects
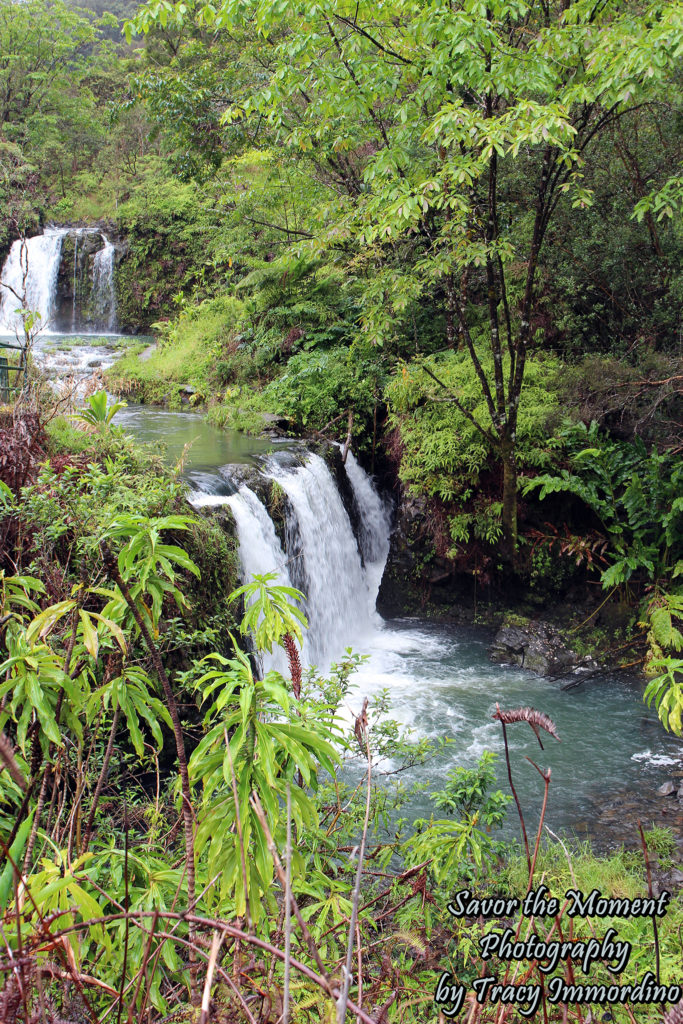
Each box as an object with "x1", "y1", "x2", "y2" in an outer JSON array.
[
  {"x1": 657, "y1": 780, "x2": 676, "y2": 797},
  {"x1": 489, "y1": 618, "x2": 596, "y2": 677}
]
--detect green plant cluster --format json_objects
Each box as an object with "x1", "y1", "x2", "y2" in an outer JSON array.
[
  {"x1": 264, "y1": 345, "x2": 385, "y2": 434},
  {"x1": 523, "y1": 420, "x2": 683, "y2": 733},
  {"x1": 387, "y1": 350, "x2": 566, "y2": 545}
]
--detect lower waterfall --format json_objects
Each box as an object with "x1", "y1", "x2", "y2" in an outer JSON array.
[
  {"x1": 223, "y1": 484, "x2": 294, "y2": 675},
  {"x1": 266, "y1": 452, "x2": 385, "y2": 666},
  {"x1": 190, "y1": 449, "x2": 390, "y2": 671}
]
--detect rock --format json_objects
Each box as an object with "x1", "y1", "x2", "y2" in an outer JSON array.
[
  {"x1": 489, "y1": 618, "x2": 596, "y2": 676},
  {"x1": 52, "y1": 227, "x2": 118, "y2": 333},
  {"x1": 377, "y1": 492, "x2": 475, "y2": 619},
  {"x1": 260, "y1": 412, "x2": 291, "y2": 427},
  {"x1": 657, "y1": 781, "x2": 676, "y2": 797}
]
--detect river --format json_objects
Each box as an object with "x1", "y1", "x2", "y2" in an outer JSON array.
[{"x1": 3, "y1": 291, "x2": 680, "y2": 847}]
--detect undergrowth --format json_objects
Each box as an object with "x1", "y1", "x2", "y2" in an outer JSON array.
[{"x1": 0, "y1": 395, "x2": 680, "y2": 1023}]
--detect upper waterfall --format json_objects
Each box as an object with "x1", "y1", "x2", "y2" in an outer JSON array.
[
  {"x1": 0, "y1": 226, "x2": 118, "y2": 335},
  {"x1": 92, "y1": 236, "x2": 117, "y2": 332},
  {"x1": 0, "y1": 228, "x2": 67, "y2": 334}
]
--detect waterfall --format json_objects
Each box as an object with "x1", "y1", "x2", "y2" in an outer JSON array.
[
  {"x1": 343, "y1": 450, "x2": 392, "y2": 604},
  {"x1": 92, "y1": 235, "x2": 117, "y2": 332},
  {"x1": 72, "y1": 233, "x2": 79, "y2": 332},
  {"x1": 0, "y1": 226, "x2": 118, "y2": 335},
  {"x1": 189, "y1": 450, "x2": 391, "y2": 671},
  {"x1": 226, "y1": 486, "x2": 293, "y2": 595},
  {"x1": 266, "y1": 453, "x2": 384, "y2": 666},
  {"x1": 0, "y1": 228, "x2": 67, "y2": 334},
  {"x1": 190, "y1": 483, "x2": 295, "y2": 674}
]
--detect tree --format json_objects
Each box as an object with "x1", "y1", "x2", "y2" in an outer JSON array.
[
  {"x1": 0, "y1": 0, "x2": 95, "y2": 127},
  {"x1": 131, "y1": 0, "x2": 682, "y2": 556}
]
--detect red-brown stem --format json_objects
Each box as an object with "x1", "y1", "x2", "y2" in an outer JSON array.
[
  {"x1": 637, "y1": 821, "x2": 662, "y2": 994},
  {"x1": 526, "y1": 760, "x2": 551, "y2": 892},
  {"x1": 82, "y1": 706, "x2": 120, "y2": 853},
  {"x1": 500, "y1": 720, "x2": 530, "y2": 873}
]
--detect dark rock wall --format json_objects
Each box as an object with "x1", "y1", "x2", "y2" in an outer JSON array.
[{"x1": 52, "y1": 229, "x2": 120, "y2": 333}]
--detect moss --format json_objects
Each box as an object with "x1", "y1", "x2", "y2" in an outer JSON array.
[
  {"x1": 501, "y1": 611, "x2": 532, "y2": 628},
  {"x1": 181, "y1": 505, "x2": 241, "y2": 642}
]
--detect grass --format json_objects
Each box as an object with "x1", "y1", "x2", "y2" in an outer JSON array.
[
  {"x1": 105, "y1": 295, "x2": 244, "y2": 408},
  {"x1": 45, "y1": 415, "x2": 102, "y2": 453},
  {"x1": 498, "y1": 839, "x2": 683, "y2": 997},
  {"x1": 206, "y1": 383, "x2": 280, "y2": 434},
  {"x1": 503, "y1": 839, "x2": 645, "y2": 898},
  {"x1": 643, "y1": 824, "x2": 677, "y2": 863}
]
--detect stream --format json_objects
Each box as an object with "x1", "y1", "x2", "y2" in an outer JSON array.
[
  {"x1": 3, "y1": 225, "x2": 681, "y2": 847},
  {"x1": 32, "y1": 335, "x2": 683, "y2": 843}
]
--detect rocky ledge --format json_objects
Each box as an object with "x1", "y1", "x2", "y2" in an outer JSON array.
[{"x1": 489, "y1": 618, "x2": 597, "y2": 677}]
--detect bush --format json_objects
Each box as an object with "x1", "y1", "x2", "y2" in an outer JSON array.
[{"x1": 264, "y1": 345, "x2": 385, "y2": 433}]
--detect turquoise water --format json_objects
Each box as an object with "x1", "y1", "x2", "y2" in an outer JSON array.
[
  {"x1": 34, "y1": 335, "x2": 683, "y2": 844},
  {"x1": 349, "y1": 620, "x2": 682, "y2": 840}
]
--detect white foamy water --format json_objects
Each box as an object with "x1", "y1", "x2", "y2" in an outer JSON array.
[
  {"x1": 92, "y1": 236, "x2": 117, "y2": 332},
  {"x1": 631, "y1": 749, "x2": 681, "y2": 767},
  {"x1": 0, "y1": 228, "x2": 67, "y2": 333},
  {"x1": 266, "y1": 452, "x2": 380, "y2": 666}
]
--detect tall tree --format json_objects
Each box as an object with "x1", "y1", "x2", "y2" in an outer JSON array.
[{"x1": 131, "y1": 0, "x2": 682, "y2": 555}]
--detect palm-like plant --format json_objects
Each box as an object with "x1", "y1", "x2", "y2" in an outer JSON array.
[{"x1": 72, "y1": 390, "x2": 127, "y2": 430}]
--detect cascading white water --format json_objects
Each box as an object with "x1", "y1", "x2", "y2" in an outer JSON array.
[
  {"x1": 189, "y1": 451, "x2": 391, "y2": 670},
  {"x1": 266, "y1": 453, "x2": 381, "y2": 666},
  {"x1": 227, "y1": 487, "x2": 293, "y2": 593},
  {"x1": 0, "y1": 228, "x2": 67, "y2": 334},
  {"x1": 72, "y1": 234, "x2": 79, "y2": 332},
  {"x1": 343, "y1": 450, "x2": 392, "y2": 605},
  {"x1": 0, "y1": 226, "x2": 118, "y2": 335},
  {"x1": 92, "y1": 235, "x2": 117, "y2": 331},
  {"x1": 190, "y1": 484, "x2": 294, "y2": 674}
]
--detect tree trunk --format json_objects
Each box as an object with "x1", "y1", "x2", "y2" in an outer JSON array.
[{"x1": 501, "y1": 442, "x2": 518, "y2": 561}]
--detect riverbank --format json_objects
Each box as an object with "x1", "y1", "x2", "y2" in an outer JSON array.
[{"x1": 104, "y1": 341, "x2": 649, "y2": 680}]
